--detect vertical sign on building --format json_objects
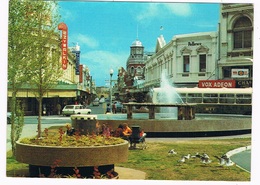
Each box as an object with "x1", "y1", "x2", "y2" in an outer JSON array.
[
  {"x1": 58, "y1": 22, "x2": 68, "y2": 70},
  {"x1": 79, "y1": 64, "x2": 83, "y2": 83},
  {"x1": 72, "y1": 50, "x2": 80, "y2": 75}
]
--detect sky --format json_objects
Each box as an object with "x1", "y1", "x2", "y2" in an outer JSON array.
[{"x1": 57, "y1": 1, "x2": 220, "y2": 86}]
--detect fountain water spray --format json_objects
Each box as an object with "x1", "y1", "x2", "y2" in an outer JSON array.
[{"x1": 151, "y1": 70, "x2": 183, "y2": 118}]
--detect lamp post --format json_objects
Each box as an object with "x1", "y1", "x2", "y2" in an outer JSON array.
[{"x1": 109, "y1": 68, "x2": 114, "y2": 113}]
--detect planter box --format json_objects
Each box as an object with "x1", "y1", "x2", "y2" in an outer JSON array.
[{"x1": 16, "y1": 140, "x2": 128, "y2": 167}]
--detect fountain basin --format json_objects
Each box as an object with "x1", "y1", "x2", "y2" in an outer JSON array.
[{"x1": 97, "y1": 115, "x2": 251, "y2": 137}]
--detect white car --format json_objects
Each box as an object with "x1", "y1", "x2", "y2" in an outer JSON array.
[
  {"x1": 92, "y1": 98, "x2": 99, "y2": 106},
  {"x1": 99, "y1": 97, "x2": 105, "y2": 104},
  {"x1": 62, "y1": 105, "x2": 91, "y2": 116}
]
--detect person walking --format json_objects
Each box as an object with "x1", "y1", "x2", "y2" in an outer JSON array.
[
  {"x1": 112, "y1": 102, "x2": 117, "y2": 114},
  {"x1": 56, "y1": 103, "x2": 61, "y2": 115}
]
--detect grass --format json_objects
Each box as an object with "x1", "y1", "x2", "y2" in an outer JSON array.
[
  {"x1": 118, "y1": 138, "x2": 251, "y2": 181},
  {"x1": 6, "y1": 137, "x2": 251, "y2": 181}
]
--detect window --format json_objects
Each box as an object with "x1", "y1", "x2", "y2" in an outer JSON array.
[
  {"x1": 199, "y1": 54, "x2": 206, "y2": 72},
  {"x1": 183, "y1": 55, "x2": 190, "y2": 72},
  {"x1": 187, "y1": 93, "x2": 202, "y2": 103},
  {"x1": 236, "y1": 94, "x2": 252, "y2": 104},
  {"x1": 136, "y1": 66, "x2": 142, "y2": 74},
  {"x1": 233, "y1": 16, "x2": 252, "y2": 49},
  {"x1": 223, "y1": 67, "x2": 231, "y2": 78},
  {"x1": 203, "y1": 93, "x2": 218, "y2": 103},
  {"x1": 130, "y1": 66, "x2": 134, "y2": 74},
  {"x1": 219, "y1": 94, "x2": 235, "y2": 104}
]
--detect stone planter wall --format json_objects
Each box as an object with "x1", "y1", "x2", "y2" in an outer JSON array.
[{"x1": 16, "y1": 140, "x2": 128, "y2": 167}]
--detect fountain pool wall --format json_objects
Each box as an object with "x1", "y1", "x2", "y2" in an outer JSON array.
[{"x1": 97, "y1": 114, "x2": 251, "y2": 137}]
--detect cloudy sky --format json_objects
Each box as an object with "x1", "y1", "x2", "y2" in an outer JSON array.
[{"x1": 57, "y1": 1, "x2": 220, "y2": 86}]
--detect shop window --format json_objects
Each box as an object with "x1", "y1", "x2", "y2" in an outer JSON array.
[{"x1": 223, "y1": 67, "x2": 231, "y2": 78}]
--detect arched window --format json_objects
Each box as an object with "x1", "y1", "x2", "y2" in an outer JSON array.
[
  {"x1": 130, "y1": 66, "x2": 134, "y2": 74},
  {"x1": 136, "y1": 66, "x2": 142, "y2": 74},
  {"x1": 233, "y1": 16, "x2": 252, "y2": 49}
]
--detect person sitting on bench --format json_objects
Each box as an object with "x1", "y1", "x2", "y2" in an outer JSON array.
[{"x1": 122, "y1": 123, "x2": 132, "y2": 140}]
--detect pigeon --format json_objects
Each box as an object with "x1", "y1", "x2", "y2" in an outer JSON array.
[
  {"x1": 214, "y1": 155, "x2": 227, "y2": 166},
  {"x1": 183, "y1": 154, "x2": 191, "y2": 160},
  {"x1": 214, "y1": 154, "x2": 235, "y2": 166},
  {"x1": 201, "y1": 157, "x2": 212, "y2": 164},
  {"x1": 191, "y1": 152, "x2": 201, "y2": 158},
  {"x1": 200, "y1": 153, "x2": 212, "y2": 164},
  {"x1": 168, "y1": 149, "x2": 177, "y2": 155},
  {"x1": 177, "y1": 156, "x2": 186, "y2": 163},
  {"x1": 225, "y1": 157, "x2": 235, "y2": 166},
  {"x1": 202, "y1": 153, "x2": 210, "y2": 159}
]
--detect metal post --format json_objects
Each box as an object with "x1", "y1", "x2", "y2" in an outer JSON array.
[{"x1": 109, "y1": 69, "x2": 113, "y2": 113}]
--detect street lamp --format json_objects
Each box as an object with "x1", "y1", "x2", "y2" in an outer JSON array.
[{"x1": 109, "y1": 68, "x2": 114, "y2": 113}]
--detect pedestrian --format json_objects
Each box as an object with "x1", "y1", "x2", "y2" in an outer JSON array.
[
  {"x1": 56, "y1": 103, "x2": 61, "y2": 115},
  {"x1": 112, "y1": 102, "x2": 117, "y2": 114},
  {"x1": 106, "y1": 103, "x2": 111, "y2": 114}
]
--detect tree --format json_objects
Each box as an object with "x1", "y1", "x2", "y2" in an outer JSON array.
[
  {"x1": 8, "y1": 0, "x2": 37, "y2": 155},
  {"x1": 24, "y1": 0, "x2": 63, "y2": 138},
  {"x1": 8, "y1": 0, "x2": 62, "y2": 154}
]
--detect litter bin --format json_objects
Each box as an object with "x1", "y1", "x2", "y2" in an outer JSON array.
[{"x1": 71, "y1": 114, "x2": 97, "y2": 135}]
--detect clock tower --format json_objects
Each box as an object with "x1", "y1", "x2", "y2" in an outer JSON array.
[{"x1": 125, "y1": 38, "x2": 145, "y2": 87}]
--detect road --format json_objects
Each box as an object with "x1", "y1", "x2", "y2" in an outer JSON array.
[{"x1": 6, "y1": 104, "x2": 106, "y2": 150}]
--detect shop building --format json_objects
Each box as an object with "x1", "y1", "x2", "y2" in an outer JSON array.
[
  {"x1": 7, "y1": 44, "x2": 95, "y2": 115},
  {"x1": 127, "y1": 3, "x2": 253, "y2": 95},
  {"x1": 143, "y1": 32, "x2": 218, "y2": 90},
  {"x1": 218, "y1": 3, "x2": 253, "y2": 88}
]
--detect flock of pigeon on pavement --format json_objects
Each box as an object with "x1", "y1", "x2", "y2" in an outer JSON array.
[{"x1": 168, "y1": 149, "x2": 235, "y2": 167}]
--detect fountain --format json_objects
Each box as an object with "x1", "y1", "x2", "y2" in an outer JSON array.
[
  {"x1": 151, "y1": 70, "x2": 184, "y2": 118},
  {"x1": 103, "y1": 70, "x2": 251, "y2": 137}
]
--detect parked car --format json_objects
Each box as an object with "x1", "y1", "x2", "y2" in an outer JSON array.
[
  {"x1": 99, "y1": 97, "x2": 105, "y2": 104},
  {"x1": 62, "y1": 105, "x2": 91, "y2": 116},
  {"x1": 92, "y1": 98, "x2": 99, "y2": 106},
  {"x1": 7, "y1": 112, "x2": 11, "y2": 124}
]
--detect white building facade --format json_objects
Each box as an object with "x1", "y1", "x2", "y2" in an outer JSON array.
[
  {"x1": 141, "y1": 3, "x2": 253, "y2": 90},
  {"x1": 144, "y1": 32, "x2": 218, "y2": 88}
]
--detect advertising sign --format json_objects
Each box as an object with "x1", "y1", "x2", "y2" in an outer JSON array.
[
  {"x1": 198, "y1": 80, "x2": 236, "y2": 88},
  {"x1": 236, "y1": 80, "x2": 252, "y2": 88},
  {"x1": 58, "y1": 22, "x2": 68, "y2": 70},
  {"x1": 72, "y1": 50, "x2": 80, "y2": 75},
  {"x1": 79, "y1": 64, "x2": 83, "y2": 83},
  {"x1": 231, "y1": 69, "x2": 249, "y2": 78}
]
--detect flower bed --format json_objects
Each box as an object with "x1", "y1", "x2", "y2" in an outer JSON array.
[{"x1": 15, "y1": 124, "x2": 129, "y2": 178}]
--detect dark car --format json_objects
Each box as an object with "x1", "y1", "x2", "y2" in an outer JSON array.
[{"x1": 7, "y1": 112, "x2": 11, "y2": 124}]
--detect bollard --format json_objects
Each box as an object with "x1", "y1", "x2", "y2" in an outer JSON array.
[{"x1": 71, "y1": 114, "x2": 97, "y2": 135}]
